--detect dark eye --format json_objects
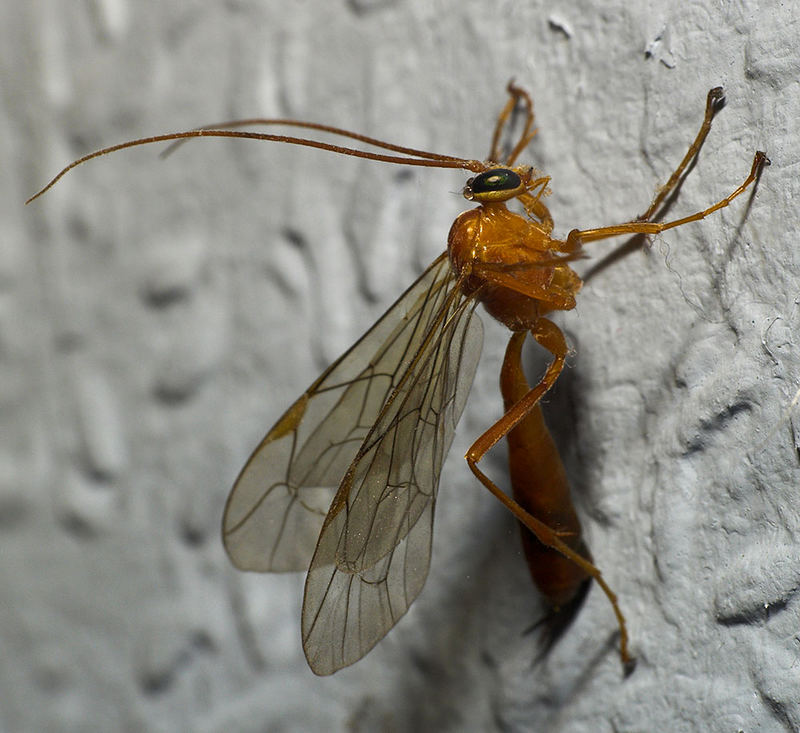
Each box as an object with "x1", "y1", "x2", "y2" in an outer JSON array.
[{"x1": 470, "y1": 169, "x2": 522, "y2": 194}]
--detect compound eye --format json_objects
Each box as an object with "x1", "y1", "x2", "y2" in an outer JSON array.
[{"x1": 470, "y1": 168, "x2": 522, "y2": 194}]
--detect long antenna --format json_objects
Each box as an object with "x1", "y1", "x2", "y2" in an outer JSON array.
[
  {"x1": 159, "y1": 118, "x2": 468, "y2": 162},
  {"x1": 27, "y1": 129, "x2": 485, "y2": 204}
]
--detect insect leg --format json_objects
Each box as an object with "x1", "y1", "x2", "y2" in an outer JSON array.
[
  {"x1": 564, "y1": 150, "x2": 769, "y2": 250},
  {"x1": 505, "y1": 83, "x2": 537, "y2": 166},
  {"x1": 501, "y1": 330, "x2": 592, "y2": 606},
  {"x1": 488, "y1": 81, "x2": 536, "y2": 164},
  {"x1": 518, "y1": 177, "x2": 554, "y2": 232},
  {"x1": 465, "y1": 319, "x2": 631, "y2": 664},
  {"x1": 639, "y1": 87, "x2": 725, "y2": 223}
]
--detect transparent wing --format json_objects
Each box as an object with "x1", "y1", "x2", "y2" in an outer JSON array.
[
  {"x1": 301, "y1": 289, "x2": 483, "y2": 675},
  {"x1": 222, "y1": 254, "x2": 461, "y2": 572}
]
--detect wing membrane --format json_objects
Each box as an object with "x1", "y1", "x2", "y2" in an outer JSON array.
[
  {"x1": 222, "y1": 254, "x2": 459, "y2": 572},
  {"x1": 301, "y1": 289, "x2": 483, "y2": 675}
]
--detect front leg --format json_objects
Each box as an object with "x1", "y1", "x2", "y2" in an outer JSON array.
[{"x1": 518, "y1": 176, "x2": 554, "y2": 232}]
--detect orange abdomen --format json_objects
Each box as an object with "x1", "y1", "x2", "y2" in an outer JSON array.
[{"x1": 500, "y1": 336, "x2": 590, "y2": 607}]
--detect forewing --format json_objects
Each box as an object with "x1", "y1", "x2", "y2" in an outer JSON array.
[
  {"x1": 301, "y1": 291, "x2": 483, "y2": 675},
  {"x1": 222, "y1": 255, "x2": 457, "y2": 572}
]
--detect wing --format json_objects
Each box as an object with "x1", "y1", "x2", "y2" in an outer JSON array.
[
  {"x1": 301, "y1": 286, "x2": 483, "y2": 675},
  {"x1": 222, "y1": 254, "x2": 462, "y2": 572}
]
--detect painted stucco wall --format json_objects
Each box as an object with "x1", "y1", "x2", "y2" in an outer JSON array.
[{"x1": 6, "y1": 1, "x2": 798, "y2": 731}]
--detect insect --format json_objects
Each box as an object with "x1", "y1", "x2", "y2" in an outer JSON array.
[{"x1": 28, "y1": 83, "x2": 768, "y2": 676}]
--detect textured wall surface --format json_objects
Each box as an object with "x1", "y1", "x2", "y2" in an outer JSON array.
[{"x1": 7, "y1": 1, "x2": 799, "y2": 731}]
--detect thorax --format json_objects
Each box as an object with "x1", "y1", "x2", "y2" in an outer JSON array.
[{"x1": 447, "y1": 203, "x2": 580, "y2": 331}]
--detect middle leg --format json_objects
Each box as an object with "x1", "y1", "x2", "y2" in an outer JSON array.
[{"x1": 564, "y1": 150, "x2": 768, "y2": 251}]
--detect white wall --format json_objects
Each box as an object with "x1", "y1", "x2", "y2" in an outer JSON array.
[{"x1": 6, "y1": 1, "x2": 797, "y2": 731}]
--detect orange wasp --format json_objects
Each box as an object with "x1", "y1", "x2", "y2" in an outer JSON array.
[{"x1": 29, "y1": 83, "x2": 767, "y2": 675}]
